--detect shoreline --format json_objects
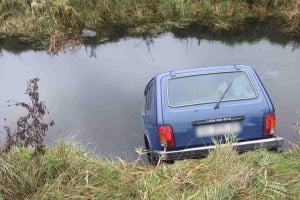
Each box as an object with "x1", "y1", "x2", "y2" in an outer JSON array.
[
  {"x1": 1, "y1": 22, "x2": 300, "y2": 55},
  {"x1": 1, "y1": 0, "x2": 300, "y2": 53},
  {"x1": 1, "y1": 143, "x2": 300, "y2": 199}
]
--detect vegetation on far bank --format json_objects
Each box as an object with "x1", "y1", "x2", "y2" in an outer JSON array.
[
  {"x1": 0, "y1": 143, "x2": 300, "y2": 200},
  {"x1": 1, "y1": 0, "x2": 300, "y2": 52}
]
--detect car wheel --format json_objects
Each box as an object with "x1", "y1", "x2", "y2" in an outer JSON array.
[
  {"x1": 144, "y1": 138, "x2": 158, "y2": 166},
  {"x1": 268, "y1": 147, "x2": 279, "y2": 153},
  {"x1": 162, "y1": 160, "x2": 175, "y2": 164}
]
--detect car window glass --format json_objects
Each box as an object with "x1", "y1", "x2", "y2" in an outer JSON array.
[
  {"x1": 145, "y1": 82, "x2": 153, "y2": 113},
  {"x1": 168, "y1": 71, "x2": 257, "y2": 107}
]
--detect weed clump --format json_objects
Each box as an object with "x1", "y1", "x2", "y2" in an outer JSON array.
[
  {"x1": 1, "y1": 78, "x2": 54, "y2": 154},
  {"x1": 1, "y1": 143, "x2": 300, "y2": 199},
  {"x1": 1, "y1": 0, "x2": 300, "y2": 52}
]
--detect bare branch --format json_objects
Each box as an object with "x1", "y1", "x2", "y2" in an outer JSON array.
[{"x1": 1, "y1": 78, "x2": 54, "y2": 155}]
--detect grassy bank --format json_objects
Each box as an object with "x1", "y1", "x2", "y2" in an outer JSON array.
[
  {"x1": 1, "y1": 0, "x2": 300, "y2": 52},
  {"x1": 1, "y1": 143, "x2": 300, "y2": 199}
]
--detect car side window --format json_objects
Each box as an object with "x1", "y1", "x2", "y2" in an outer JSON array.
[{"x1": 145, "y1": 82, "x2": 153, "y2": 114}]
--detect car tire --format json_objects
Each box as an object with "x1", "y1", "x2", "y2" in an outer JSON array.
[
  {"x1": 144, "y1": 138, "x2": 158, "y2": 166},
  {"x1": 268, "y1": 147, "x2": 279, "y2": 153},
  {"x1": 162, "y1": 160, "x2": 175, "y2": 164}
]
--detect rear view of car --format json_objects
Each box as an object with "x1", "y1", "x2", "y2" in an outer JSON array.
[{"x1": 143, "y1": 65, "x2": 283, "y2": 164}]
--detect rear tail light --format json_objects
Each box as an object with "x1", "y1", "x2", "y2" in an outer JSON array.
[
  {"x1": 158, "y1": 125, "x2": 175, "y2": 147},
  {"x1": 264, "y1": 113, "x2": 275, "y2": 136}
]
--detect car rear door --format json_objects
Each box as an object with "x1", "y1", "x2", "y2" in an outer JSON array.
[{"x1": 161, "y1": 68, "x2": 271, "y2": 150}]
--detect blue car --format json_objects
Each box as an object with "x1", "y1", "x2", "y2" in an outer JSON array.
[{"x1": 143, "y1": 65, "x2": 284, "y2": 164}]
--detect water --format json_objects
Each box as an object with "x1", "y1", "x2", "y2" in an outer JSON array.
[{"x1": 1, "y1": 33, "x2": 300, "y2": 160}]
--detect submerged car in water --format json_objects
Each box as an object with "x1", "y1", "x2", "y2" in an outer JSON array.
[{"x1": 143, "y1": 65, "x2": 284, "y2": 164}]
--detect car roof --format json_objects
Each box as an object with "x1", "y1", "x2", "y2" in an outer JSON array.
[{"x1": 147, "y1": 65, "x2": 254, "y2": 85}]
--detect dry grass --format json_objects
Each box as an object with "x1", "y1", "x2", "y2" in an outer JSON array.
[
  {"x1": 0, "y1": 0, "x2": 300, "y2": 53},
  {"x1": 47, "y1": 30, "x2": 80, "y2": 54},
  {"x1": 0, "y1": 142, "x2": 300, "y2": 199}
]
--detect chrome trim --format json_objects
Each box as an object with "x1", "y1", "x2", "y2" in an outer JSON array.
[
  {"x1": 154, "y1": 137, "x2": 284, "y2": 160},
  {"x1": 166, "y1": 71, "x2": 259, "y2": 108}
]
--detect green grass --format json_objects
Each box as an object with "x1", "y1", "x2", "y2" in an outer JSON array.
[
  {"x1": 1, "y1": 142, "x2": 300, "y2": 199},
  {"x1": 1, "y1": 0, "x2": 300, "y2": 51}
]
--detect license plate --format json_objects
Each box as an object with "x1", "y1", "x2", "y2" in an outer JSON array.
[{"x1": 195, "y1": 122, "x2": 241, "y2": 137}]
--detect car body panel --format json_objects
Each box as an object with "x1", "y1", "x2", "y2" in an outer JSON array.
[{"x1": 143, "y1": 65, "x2": 282, "y2": 160}]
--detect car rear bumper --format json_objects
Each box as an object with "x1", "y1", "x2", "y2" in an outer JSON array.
[{"x1": 153, "y1": 136, "x2": 284, "y2": 161}]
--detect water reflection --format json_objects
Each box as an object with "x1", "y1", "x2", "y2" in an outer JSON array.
[
  {"x1": 2, "y1": 22, "x2": 300, "y2": 55},
  {"x1": 1, "y1": 33, "x2": 300, "y2": 160}
]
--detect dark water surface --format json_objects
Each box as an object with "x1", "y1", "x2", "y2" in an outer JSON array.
[{"x1": 1, "y1": 33, "x2": 300, "y2": 160}]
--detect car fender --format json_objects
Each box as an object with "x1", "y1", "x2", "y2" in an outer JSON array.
[{"x1": 144, "y1": 129, "x2": 162, "y2": 151}]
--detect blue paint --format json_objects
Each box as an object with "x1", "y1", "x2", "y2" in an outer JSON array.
[{"x1": 143, "y1": 65, "x2": 276, "y2": 160}]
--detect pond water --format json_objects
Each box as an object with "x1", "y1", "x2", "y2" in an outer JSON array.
[{"x1": 1, "y1": 33, "x2": 300, "y2": 161}]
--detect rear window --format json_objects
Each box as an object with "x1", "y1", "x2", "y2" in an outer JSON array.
[{"x1": 167, "y1": 71, "x2": 257, "y2": 107}]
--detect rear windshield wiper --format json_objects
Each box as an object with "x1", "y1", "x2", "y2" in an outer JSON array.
[{"x1": 214, "y1": 79, "x2": 234, "y2": 109}]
